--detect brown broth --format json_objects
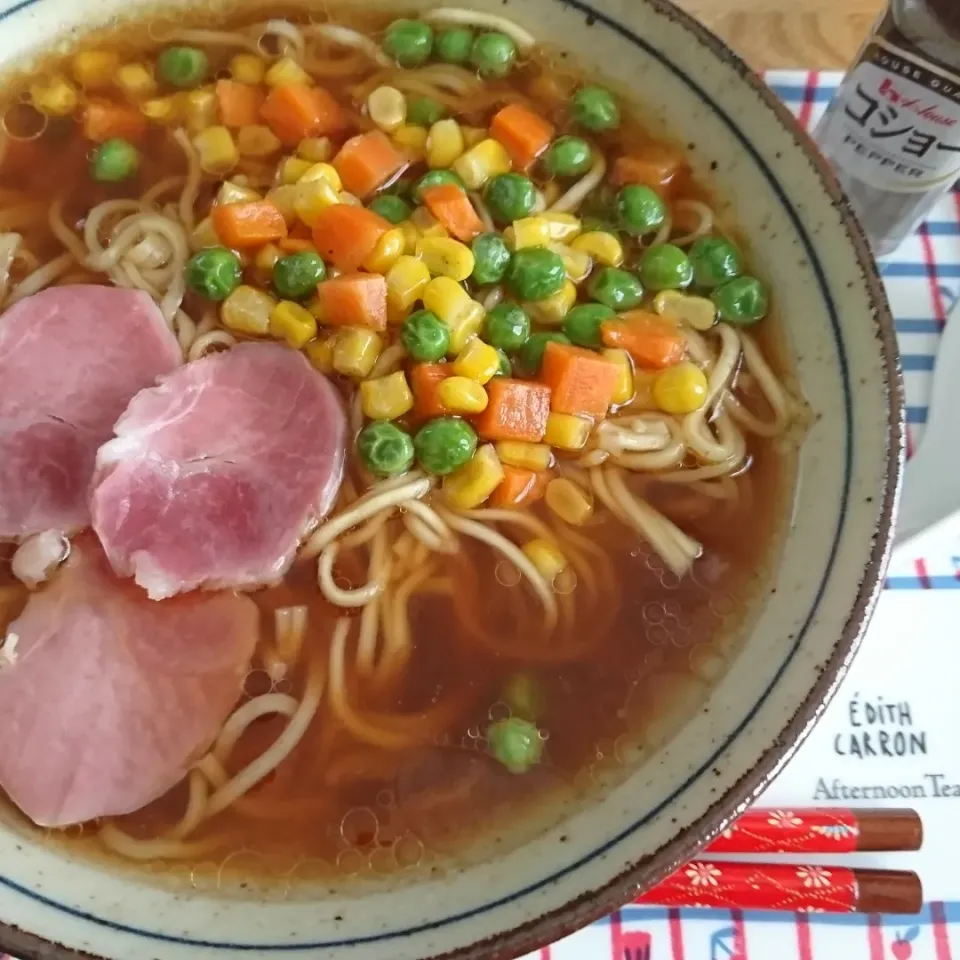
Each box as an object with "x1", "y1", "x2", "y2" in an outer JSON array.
[{"x1": 0, "y1": 3, "x2": 801, "y2": 888}]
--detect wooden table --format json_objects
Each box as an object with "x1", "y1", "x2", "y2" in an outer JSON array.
[{"x1": 673, "y1": 0, "x2": 885, "y2": 70}]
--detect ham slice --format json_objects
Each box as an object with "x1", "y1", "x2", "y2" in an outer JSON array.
[
  {"x1": 0, "y1": 537, "x2": 258, "y2": 827},
  {"x1": 0, "y1": 285, "x2": 182, "y2": 541},
  {"x1": 91, "y1": 342, "x2": 347, "y2": 599}
]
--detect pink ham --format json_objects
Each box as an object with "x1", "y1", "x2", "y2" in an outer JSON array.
[
  {"x1": 0, "y1": 537, "x2": 258, "y2": 827},
  {"x1": 0, "y1": 285, "x2": 182, "y2": 541},
  {"x1": 91, "y1": 342, "x2": 347, "y2": 599}
]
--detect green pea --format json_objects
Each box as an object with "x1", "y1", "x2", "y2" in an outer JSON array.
[
  {"x1": 470, "y1": 31, "x2": 518, "y2": 77},
  {"x1": 639, "y1": 244, "x2": 694, "y2": 291},
  {"x1": 407, "y1": 96, "x2": 446, "y2": 128},
  {"x1": 487, "y1": 717, "x2": 543, "y2": 774},
  {"x1": 587, "y1": 267, "x2": 644, "y2": 311},
  {"x1": 571, "y1": 85, "x2": 620, "y2": 131},
  {"x1": 617, "y1": 185, "x2": 666, "y2": 235},
  {"x1": 712, "y1": 276, "x2": 769, "y2": 326},
  {"x1": 484, "y1": 302, "x2": 531, "y2": 352},
  {"x1": 91, "y1": 138, "x2": 140, "y2": 183},
  {"x1": 506, "y1": 247, "x2": 566, "y2": 302},
  {"x1": 520, "y1": 332, "x2": 571, "y2": 375},
  {"x1": 273, "y1": 251, "x2": 326, "y2": 300},
  {"x1": 414, "y1": 417, "x2": 478, "y2": 475},
  {"x1": 369, "y1": 194, "x2": 412, "y2": 224},
  {"x1": 563, "y1": 303, "x2": 615, "y2": 348},
  {"x1": 383, "y1": 19, "x2": 434, "y2": 67},
  {"x1": 502, "y1": 673, "x2": 544, "y2": 721},
  {"x1": 689, "y1": 235, "x2": 742, "y2": 289},
  {"x1": 157, "y1": 46, "x2": 208, "y2": 88},
  {"x1": 543, "y1": 136, "x2": 593, "y2": 178},
  {"x1": 471, "y1": 232, "x2": 512, "y2": 285},
  {"x1": 413, "y1": 169, "x2": 465, "y2": 202},
  {"x1": 436, "y1": 27, "x2": 474, "y2": 64},
  {"x1": 185, "y1": 247, "x2": 242, "y2": 302},
  {"x1": 357, "y1": 422, "x2": 415, "y2": 477},
  {"x1": 495, "y1": 348, "x2": 512, "y2": 377},
  {"x1": 401, "y1": 309, "x2": 450, "y2": 362},
  {"x1": 483, "y1": 173, "x2": 537, "y2": 223}
]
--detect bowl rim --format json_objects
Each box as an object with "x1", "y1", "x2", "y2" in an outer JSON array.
[{"x1": 0, "y1": 0, "x2": 903, "y2": 958}]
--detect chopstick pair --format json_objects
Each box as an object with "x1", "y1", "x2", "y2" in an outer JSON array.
[{"x1": 632, "y1": 807, "x2": 923, "y2": 915}]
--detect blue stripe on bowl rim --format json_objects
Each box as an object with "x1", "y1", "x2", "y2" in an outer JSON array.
[{"x1": 0, "y1": 0, "x2": 855, "y2": 949}]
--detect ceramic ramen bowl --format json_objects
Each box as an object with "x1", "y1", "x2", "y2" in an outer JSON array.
[{"x1": 0, "y1": 0, "x2": 902, "y2": 958}]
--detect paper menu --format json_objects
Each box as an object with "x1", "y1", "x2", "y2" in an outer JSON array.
[{"x1": 754, "y1": 590, "x2": 960, "y2": 899}]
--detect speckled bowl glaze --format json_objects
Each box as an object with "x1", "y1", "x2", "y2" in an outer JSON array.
[{"x1": 0, "y1": 0, "x2": 903, "y2": 958}]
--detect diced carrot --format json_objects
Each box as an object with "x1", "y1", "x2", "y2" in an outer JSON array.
[
  {"x1": 316, "y1": 272, "x2": 387, "y2": 330},
  {"x1": 333, "y1": 130, "x2": 408, "y2": 198},
  {"x1": 83, "y1": 98, "x2": 147, "y2": 143},
  {"x1": 421, "y1": 183, "x2": 484, "y2": 242},
  {"x1": 490, "y1": 465, "x2": 547, "y2": 508},
  {"x1": 475, "y1": 378, "x2": 551, "y2": 443},
  {"x1": 490, "y1": 103, "x2": 555, "y2": 171},
  {"x1": 410, "y1": 363, "x2": 453, "y2": 418},
  {"x1": 311, "y1": 204, "x2": 391, "y2": 272},
  {"x1": 212, "y1": 200, "x2": 288, "y2": 248},
  {"x1": 540, "y1": 341, "x2": 620, "y2": 417},
  {"x1": 601, "y1": 311, "x2": 686, "y2": 370},
  {"x1": 260, "y1": 83, "x2": 345, "y2": 146},
  {"x1": 613, "y1": 145, "x2": 687, "y2": 195},
  {"x1": 278, "y1": 237, "x2": 316, "y2": 253},
  {"x1": 216, "y1": 79, "x2": 266, "y2": 128}
]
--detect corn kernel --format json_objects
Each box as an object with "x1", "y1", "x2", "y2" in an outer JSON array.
[
  {"x1": 653, "y1": 290, "x2": 717, "y2": 331},
  {"x1": 571, "y1": 231, "x2": 624, "y2": 268},
  {"x1": 443, "y1": 444, "x2": 504, "y2": 510},
  {"x1": 270, "y1": 300, "x2": 318, "y2": 349},
  {"x1": 392, "y1": 123, "x2": 429, "y2": 161},
  {"x1": 338, "y1": 191, "x2": 363, "y2": 207},
  {"x1": 409, "y1": 206, "x2": 448, "y2": 238},
  {"x1": 529, "y1": 280, "x2": 576, "y2": 325},
  {"x1": 505, "y1": 217, "x2": 550, "y2": 250},
  {"x1": 217, "y1": 180, "x2": 261, "y2": 205},
  {"x1": 522, "y1": 538, "x2": 567, "y2": 581},
  {"x1": 193, "y1": 126, "x2": 239, "y2": 176},
  {"x1": 653, "y1": 361, "x2": 709, "y2": 415},
  {"x1": 367, "y1": 85, "x2": 407, "y2": 133},
  {"x1": 116, "y1": 63, "x2": 156, "y2": 100},
  {"x1": 496, "y1": 441, "x2": 552, "y2": 472},
  {"x1": 448, "y1": 301, "x2": 485, "y2": 355},
  {"x1": 426, "y1": 118, "x2": 464, "y2": 169},
  {"x1": 279, "y1": 156, "x2": 312, "y2": 184},
  {"x1": 398, "y1": 220, "x2": 420, "y2": 255},
  {"x1": 230, "y1": 53, "x2": 266, "y2": 85},
  {"x1": 296, "y1": 136, "x2": 333, "y2": 162},
  {"x1": 299, "y1": 161, "x2": 342, "y2": 190},
  {"x1": 453, "y1": 338, "x2": 500, "y2": 384},
  {"x1": 333, "y1": 327, "x2": 383, "y2": 379},
  {"x1": 544, "y1": 412, "x2": 592, "y2": 450},
  {"x1": 542, "y1": 212, "x2": 582, "y2": 241},
  {"x1": 30, "y1": 75, "x2": 79, "y2": 117},
  {"x1": 305, "y1": 337, "x2": 334, "y2": 373},
  {"x1": 73, "y1": 51, "x2": 121, "y2": 88},
  {"x1": 545, "y1": 478, "x2": 594, "y2": 526},
  {"x1": 237, "y1": 124, "x2": 282, "y2": 157},
  {"x1": 452, "y1": 138, "x2": 512, "y2": 190},
  {"x1": 602, "y1": 349, "x2": 635, "y2": 406},
  {"x1": 222, "y1": 285, "x2": 277, "y2": 336},
  {"x1": 293, "y1": 178, "x2": 340, "y2": 227},
  {"x1": 417, "y1": 236, "x2": 475, "y2": 282},
  {"x1": 360, "y1": 370, "x2": 414, "y2": 420},
  {"x1": 461, "y1": 125, "x2": 487, "y2": 148},
  {"x1": 142, "y1": 95, "x2": 180, "y2": 124},
  {"x1": 265, "y1": 56, "x2": 312, "y2": 88},
  {"x1": 267, "y1": 184, "x2": 300, "y2": 223},
  {"x1": 549, "y1": 243, "x2": 592, "y2": 284},
  {"x1": 386, "y1": 255, "x2": 430, "y2": 313},
  {"x1": 438, "y1": 376, "x2": 488, "y2": 414},
  {"x1": 184, "y1": 87, "x2": 217, "y2": 133},
  {"x1": 190, "y1": 216, "x2": 219, "y2": 251},
  {"x1": 630, "y1": 370, "x2": 658, "y2": 411},
  {"x1": 363, "y1": 227, "x2": 405, "y2": 273},
  {"x1": 422, "y1": 277, "x2": 473, "y2": 326},
  {"x1": 255, "y1": 243, "x2": 283, "y2": 273}
]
